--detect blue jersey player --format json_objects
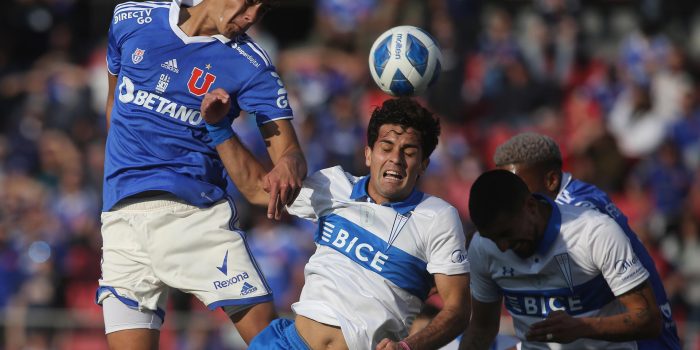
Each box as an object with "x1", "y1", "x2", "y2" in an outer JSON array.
[
  {"x1": 97, "y1": 0, "x2": 307, "y2": 349},
  {"x1": 479, "y1": 132, "x2": 680, "y2": 349}
]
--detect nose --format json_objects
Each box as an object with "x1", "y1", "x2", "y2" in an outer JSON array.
[
  {"x1": 242, "y1": 4, "x2": 263, "y2": 24},
  {"x1": 388, "y1": 148, "x2": 405, "y2": 165}
]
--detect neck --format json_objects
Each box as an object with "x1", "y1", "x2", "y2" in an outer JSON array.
[{"x1": 178, "y1": 2, "x2": 216, "y2": 37}]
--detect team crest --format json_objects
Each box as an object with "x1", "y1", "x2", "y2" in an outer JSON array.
[
  {"x1": 132, "y1": 48, "x2": 145, "y2": 64},
  {"x1": 187, "y1": 67, "x2": 217, "y2": 96}
]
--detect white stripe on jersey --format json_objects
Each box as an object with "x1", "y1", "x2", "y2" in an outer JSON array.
[
  {"x1": 115, "y1": 5, "x2": 169, "y2": 16},
  {"x1": 116, "y1": 1, "x2": 169, "y2": 10},
  {"x1": 249, "y1": 41, "x2": 272, "y2": 64},
  {"x1": 245, "y1": 42, "x2": 270, "y2": 67}
]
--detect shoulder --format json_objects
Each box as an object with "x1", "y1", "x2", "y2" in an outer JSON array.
[
  {"x1": 304, "y1": 166, "x2": 354, "y2": 192},
  {"x1": 111, "y1": 1, "x2": 170, "y2": 27},
  {"x1": 414, "y1": 194, "x2": 459, "y2": 218},
  {"x1": 559, "y1": 203, "x2": 622, "y2": 238},
  {"x1": 228, "y1": 34, "x2": 275, "y2": 71},
  {"x1": 559, "y1": 178, "x2": 611, "y2": 209}
]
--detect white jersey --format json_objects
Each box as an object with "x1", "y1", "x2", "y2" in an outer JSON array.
[
  {"x1": 288, "y1": 166, "x2": 470, "y2": 350},
  {"x1": 469, "y1": 196, "x2": 649, "y2": 350}
]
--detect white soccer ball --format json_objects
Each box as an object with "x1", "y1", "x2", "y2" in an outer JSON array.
[{"x1": 368, "y1": 25, "x2": 443, "y2": 96}]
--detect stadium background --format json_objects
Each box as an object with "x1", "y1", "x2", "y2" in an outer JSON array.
[{"x1": 1, "y1": 0, "x2": 699, "y2": 349}]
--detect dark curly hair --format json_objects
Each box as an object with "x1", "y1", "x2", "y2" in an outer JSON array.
[{"x1": 367, "y1": 97, "x2": 440, "y2": 160}]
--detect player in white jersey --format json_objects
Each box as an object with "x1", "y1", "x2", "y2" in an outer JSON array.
[
  {"x1": 490, "y1": 133, "x2": 680, "y2": 349},
  {"x1": 460, "y1": 170, "x2": 663, "y2": 350},
  {"x1": 201, "y1": 94, "x2": 471, "y2": 349},
  {"x1": 99, "y1": 1, "x2": 307, "y2": 349}
]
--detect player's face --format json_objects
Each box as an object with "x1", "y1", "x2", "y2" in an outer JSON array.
[
  {"x1": 365, "y1": 124, "x2": 428, "y2": 204},
  {"x1": 480, "y1": 197, "x2": 541, "y2": 259},
  {"x1": 212, "y1": 0, "x2": 272, "y2": 38}
]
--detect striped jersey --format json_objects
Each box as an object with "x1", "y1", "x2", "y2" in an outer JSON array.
[
  {"x1": 469, "y1": 196, "x2": 650, "y2": 350},
  {"x1": 287, "y1": 166, "x2": 470, "y2": 349},
  {"x1": 103, "y1": 0, "x2": 292, "y2": 211},
  {"x1": 557, "y1": 172, "x2": 680, "y2": 349}
]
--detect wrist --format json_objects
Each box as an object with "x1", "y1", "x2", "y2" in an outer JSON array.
[
  {"x1": 398, "y1": 340, "x2": 412, "y2": 350},
  {"x1": 205, "y1": 118, "x2": 234, "y2": 146}
]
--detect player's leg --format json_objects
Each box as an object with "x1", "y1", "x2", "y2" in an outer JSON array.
[
  {"x1": 103, "y1": 296, "x2": 161, "y2": 350},
  {"x1": 149, "y1": 197, "x2": 277, "y2": 343},
  {"x1": 225, "y1": 301, "x2": 277, "y2": 343},
  {"x1": 98, "y1": 203, "x2": 170, "y2": 350}
]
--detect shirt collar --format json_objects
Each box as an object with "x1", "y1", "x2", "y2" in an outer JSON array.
[
  {"x1": 556, "y1": 171, "x2": 572, "y2": 198},
  {"x1": 350, "y1": 175, "x2": 423, "y2": 215},
  {"x1": 535, "y1": 194, "x2": 561, "y2": 256}
]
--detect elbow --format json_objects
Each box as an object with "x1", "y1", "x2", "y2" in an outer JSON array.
[
  {"x1": 646, "y1": 313, "x2": 663, "y2": 339},
  {"x1": 638, "y1": 308, "x2": 663, "y2": 339}
]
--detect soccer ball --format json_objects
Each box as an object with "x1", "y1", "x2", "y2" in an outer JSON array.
[{"x1": 368, "y1": 25, "x2": 443, "y2": 96}]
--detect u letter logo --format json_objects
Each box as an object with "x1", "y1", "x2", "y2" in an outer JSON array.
[{"x1": 187, "y1": 67, "x2": 216, "y2": 96}]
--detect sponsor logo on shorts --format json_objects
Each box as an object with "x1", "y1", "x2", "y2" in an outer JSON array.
[
  {"x1": 216, "y1": 250, "x2": 229, "y2": 276},
  {"x1": 240, "y1": 282, "x2": 258, "y2": 295},
  {"x1": 213, "y1": 271, "x2": 249, "y2": 290}
]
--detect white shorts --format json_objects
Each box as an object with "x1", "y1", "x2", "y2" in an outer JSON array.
[{"x1": 96, "y1": 194, "x2": 272, "y2": 323}]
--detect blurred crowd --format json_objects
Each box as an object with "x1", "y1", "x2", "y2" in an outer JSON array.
[{"x1": 1, "y1": 0, "x2": 700, "y2": 349}]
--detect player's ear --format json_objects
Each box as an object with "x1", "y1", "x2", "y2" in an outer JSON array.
[
  {"x1": 365, "y1": 146, "x2": 372, "y2": 168},
  {"x1": 544, "y1": 169, "x2": 560, "y2": 194},
  {"x1": 420, "y1": 157, "x2": 429, "y2": 175}
]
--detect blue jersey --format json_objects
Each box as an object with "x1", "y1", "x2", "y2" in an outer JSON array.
[
  {"x1": 556, "y1": 172, "x2": 680, "y2": 349},
  {"x1": 103, "y1": 0, "x2": 292, "y2": 211}
]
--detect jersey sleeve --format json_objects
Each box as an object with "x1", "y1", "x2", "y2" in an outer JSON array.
[
  {"x1": 468, "y1": 234, "x2": 502, "y2": 303},
  {"x1": 425, "y1": 205, "x2": 470, "y2": 275},
  {"x1": 106, "y1": 11, "x2": 121, "y2": 75},
  {"x1": 588, "y1": 216, "x2": 649, "y2": 296},
  {"x1": 286, "y1": 170, "x2": 332, "y2": 222},
  {"x1": 238, "y1": 66, "x2": 293, "y2": 126}
]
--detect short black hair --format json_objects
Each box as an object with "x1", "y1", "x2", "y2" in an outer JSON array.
[
  {"x1": 493, "y1": 132, "x2": 562, "y2": 170},
  {"x1": 469, "y1": 169, "x2": 531, "y2": 230},
  {"x1": 367, "y1": 97, "x2": 440, "y2": 160}
]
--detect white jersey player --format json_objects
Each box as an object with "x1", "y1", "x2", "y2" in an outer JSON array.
[
  {"x1": 202, "y1": 96, "x2": 471, "y2": 350},
  {"x1": 460, "y1": 170, "x2": 663, "y2": 350}
]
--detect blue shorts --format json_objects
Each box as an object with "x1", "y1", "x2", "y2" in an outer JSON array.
[{"x1": 248, "y1": 318, "x2": 310, "y2": 350}]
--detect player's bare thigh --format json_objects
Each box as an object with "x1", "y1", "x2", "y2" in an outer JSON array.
[{"x1": 294, "y1": 314, "x2": 348, "y2": 350}]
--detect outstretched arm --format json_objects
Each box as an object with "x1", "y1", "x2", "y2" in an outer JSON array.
[
  {"x1": 526, "y1": 280, "x2": 661, "y2": 343},
  {"x1": 458, "y1": 296, "x2": 502, "y2": 350},
  {"x1": 259, "y1": 118, "x2": 307, "y2": 220},
  {"x1": 201, "y1": 88, "x2": 271, "y2": 206},
  {"x1": 376, "y1": 273, "x2": 470, "y2": 350}
]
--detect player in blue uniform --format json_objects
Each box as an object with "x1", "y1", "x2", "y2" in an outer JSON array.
[
  {"x1": 97, "y1": 0, "x2": 307, "y2": 349},
  {"x1": 484, "y1": 132, "x2": 680, "y2": 349},
  {"x1": 462, "y1": 169, "x2": 663, "y2": 349}
]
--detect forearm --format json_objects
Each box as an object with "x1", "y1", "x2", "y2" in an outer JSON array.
[
  {"x1": 216, "y1": 136, "x2": 269, "y2": 205},
  {"x1": 576, "y1": 309, "x2": 661, "y2": 342},
  {"x1": 403, "y1": 306, "x2": 467, "y2": 350},
  {"x1": 262, "y1": 120, "x2": 307, "y2": 178}
]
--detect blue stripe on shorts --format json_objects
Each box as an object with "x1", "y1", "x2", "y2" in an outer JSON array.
[{"x1": 248, "y1": 318, "x2": 310, "y2": 350}]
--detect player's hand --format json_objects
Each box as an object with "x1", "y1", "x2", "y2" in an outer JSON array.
[
  {"x1": 375, "y1": 338, "x2": 401, "y2": 350},
  {"x1": 262, "y1": 153, "x2": 304, "y2": 220},
  {"x1": 200, "y1": 88, "x2": 230, "y2": 124},
  {"x1": 526, "y1": 310, "x2": 583, "y2": 344}
]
